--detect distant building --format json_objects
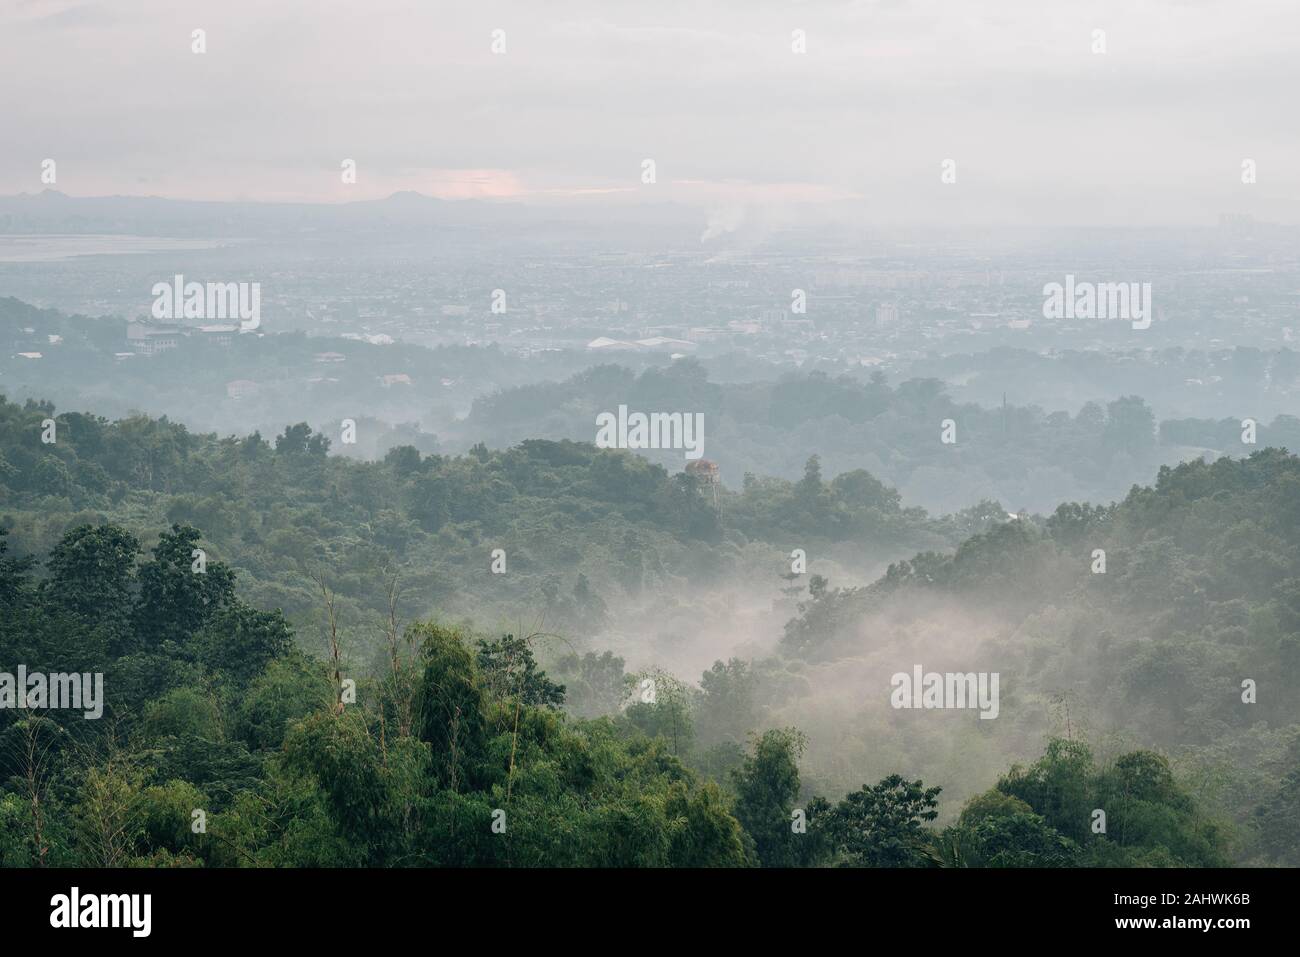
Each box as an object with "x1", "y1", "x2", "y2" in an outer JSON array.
[
  {"x1": 127, "y1": 320, "x2": 239, "y2": 354},
  {"x1": 379, "y1": 373, "x2": 412, "y2": 387},
  {"x1": 635, "y1": 336, "x2": 695, "y2": 351},
  {"x1": 127, "y1": 322, "x2": 182, "y2": 355},
  {"x1": 197, "y1": 324, "x2": 237, "y2": 346},
  {"x1": 586, "y1": 336, "x2": 695, "y2": 352},
  {"x1": 875, "y1": 303, "x2": 899, "y2": 326},
  {"x1": 587, "y1": 337, "x2": 638, "y2": 351}
]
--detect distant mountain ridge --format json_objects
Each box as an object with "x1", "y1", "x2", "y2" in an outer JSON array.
[{"x1": 0, "y1": 189, "x2": 702, "y2": 238}]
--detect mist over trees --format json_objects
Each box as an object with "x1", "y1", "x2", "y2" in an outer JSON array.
[{"x1": 2, "y1": 390, "x2": 1295, "y2": 867}]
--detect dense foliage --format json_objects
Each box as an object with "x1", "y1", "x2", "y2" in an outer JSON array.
[
  {"x1": 0, "y1": 392, "x2": 958, "y2": 660},
  {"x1": 775, "y1": 450, "x2": 1300, "y2": 864},
  {"x1": 0, "y1": 395, "x2": 1281, "y2": 866},
  {"x1": 0, "y1": 524, "x2": 1233, "y2": 866}
]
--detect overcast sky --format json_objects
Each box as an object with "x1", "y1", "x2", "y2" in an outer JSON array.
[{"x1": 2, "y1": 0, "x2": 1298, "y2": 225}]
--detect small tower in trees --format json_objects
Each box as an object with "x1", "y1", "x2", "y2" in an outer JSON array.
[{"x1": 685, "y1": 458, "x2": 721, "y2": 514}]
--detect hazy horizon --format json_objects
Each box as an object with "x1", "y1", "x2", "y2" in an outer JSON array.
[{"x1": 3, "y1": 0, "x2": 1299, "y2": 226}]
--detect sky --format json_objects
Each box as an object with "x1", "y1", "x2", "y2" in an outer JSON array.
[{"x1": 2, "y1": 0, "x2": 1298, "y2": 225}]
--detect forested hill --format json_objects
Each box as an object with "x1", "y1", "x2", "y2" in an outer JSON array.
[
  {"x1": 0, "y1": 509, "x2": 1242, "y2": 867},
  {"x1": 7, "y1": 295, "x2": 1300, "y2": 516},
  {"x1": 452, "y1": 360, "x2": 1300, "y2": 513},
  {"x1": 1, "y1": 392, "x2": 1296, "y2": 866},
  {"x1": 770, "y1": 449, "x2": 1300, "y2": 865},
  {"x1": 0, "y1": 295, "x2": 604, "y2": 435},
  {"x1": 0, "y1": 392, "x2": 961, "y2": 659}
]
